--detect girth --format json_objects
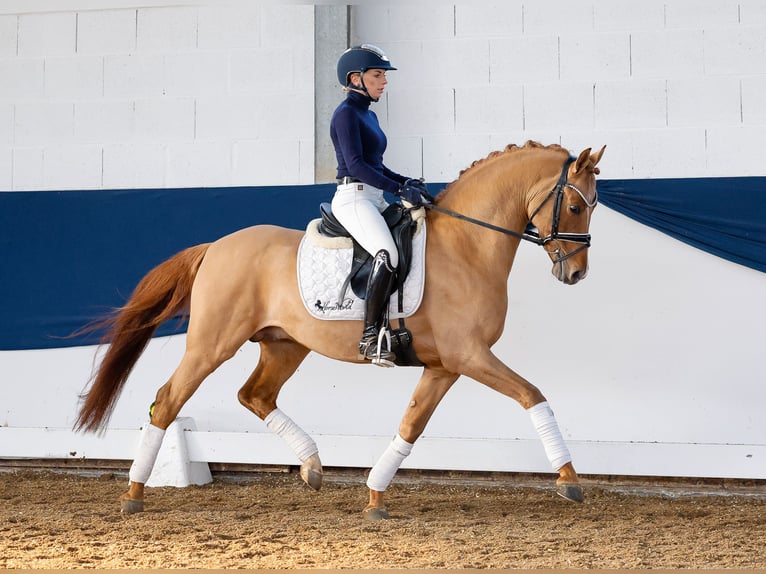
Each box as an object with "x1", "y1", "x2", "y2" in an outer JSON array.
[{"x1": 317, "y1": 201, "x2": 419, "y2": 301}]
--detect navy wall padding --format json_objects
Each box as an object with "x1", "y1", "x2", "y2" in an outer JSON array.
[
  {"x1": 1, "y1": 185, "x2": 335, "y2": 351},
  {"x1": 598, "y1": 177, "x2": 766, "y2": 274},
  {"x1": 2, "y1": 177, "x2": 764, "y2": 351}
]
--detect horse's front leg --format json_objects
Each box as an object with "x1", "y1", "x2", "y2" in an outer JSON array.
[
  {"x1": 527, "y1": 401, "x2": 583, "y2": 502},
  {"x1": 364, "y1": 367, "x2": 459, "y2": 521},
  {"x1": 457, "y1": 347, "x2": 584, "y2": 503}
]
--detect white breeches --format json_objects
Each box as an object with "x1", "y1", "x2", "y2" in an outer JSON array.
[{"x1": 331, "y1": 182, "x2": 399, "y2": 267}]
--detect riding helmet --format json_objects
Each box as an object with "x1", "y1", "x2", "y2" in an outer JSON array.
[{"x1": 336, "y1": 44, "x2": 397, "y2": 87}]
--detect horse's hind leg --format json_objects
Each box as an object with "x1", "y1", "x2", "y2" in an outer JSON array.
[
  {"x1": 120, "y1": 345, "x2": 233, "y2": 513},
  {"x1": 364, "y1": 367, "x2": 459, "y2": 520},
  {"x1": 236, "y1": 339, "x2": 322, "y2": 489}
]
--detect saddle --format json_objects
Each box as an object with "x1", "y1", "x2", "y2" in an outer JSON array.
[
  {"x1": 318, "y1": 202, "x2": 419, "y2": 301},
  {"x1": 317, "y1": 201, "x2": 423, "y2": 367}
]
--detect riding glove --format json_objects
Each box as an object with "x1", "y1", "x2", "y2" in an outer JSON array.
[{"x1": 397, "y1": 179, "x2": 430, "y2": 206}]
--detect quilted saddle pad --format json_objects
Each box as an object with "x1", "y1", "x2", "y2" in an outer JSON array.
[{"x1": 296, "y1": 219, "x2": 427, "y2": 321}]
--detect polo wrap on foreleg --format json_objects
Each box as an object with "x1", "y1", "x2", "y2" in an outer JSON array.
[
  {"x1": 366, "y1": 434, "x2": 413, "y2": 492},
  {"x1": 128, "y1": 423, "x2": 165, "y2": 484},
  {"x1": 264, "y1": 408, "x2": 318, "y2": 462},
  {"x1": 528, "y1": 401, "x2": 572, "y2": 471}
]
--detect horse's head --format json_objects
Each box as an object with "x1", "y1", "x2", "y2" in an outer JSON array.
[{"x1": 528, "y1": 145, "x2": 606, "y2": 285}]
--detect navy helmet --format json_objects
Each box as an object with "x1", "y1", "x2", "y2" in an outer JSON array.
[{"x1": 336, "y1": 44, "x2": 397, "y2": 87}]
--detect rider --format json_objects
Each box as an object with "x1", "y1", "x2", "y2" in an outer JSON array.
[{"x1": 330, "y1": 44, "x2": 429, "y2": 366}]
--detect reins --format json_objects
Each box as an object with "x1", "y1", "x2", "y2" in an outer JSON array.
[
  {"x1": 423, "y1": 155, "x2": 595, "y2": 262},
  {"x1": 424, "y1": 203, "x2": 544, "y2": 244}
]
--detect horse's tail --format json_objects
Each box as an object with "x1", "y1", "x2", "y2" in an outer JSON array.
[{"x1": 74, "y1": 243, "x2": 211, "y2": 433}]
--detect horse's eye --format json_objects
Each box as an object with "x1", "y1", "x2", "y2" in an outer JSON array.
[{"x1": 569, "y1": 205, "x2": 581, "y2": 215}]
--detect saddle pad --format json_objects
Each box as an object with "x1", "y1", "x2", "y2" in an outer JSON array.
[{"x1": 297, "y1": 219, "x2": 426, "y2": 321}]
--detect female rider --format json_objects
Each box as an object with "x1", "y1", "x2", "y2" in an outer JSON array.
[{"x1": 330, "y1": 44, "x2": 428, "y2": 367}]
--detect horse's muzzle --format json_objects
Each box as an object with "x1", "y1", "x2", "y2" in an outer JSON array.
[{"x1": 553, "y1": 262, "x2": 588, "y2": 285}]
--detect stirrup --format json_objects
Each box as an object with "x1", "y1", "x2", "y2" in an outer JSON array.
[
  {"x1": 359, "y1": 327, "x2": 396, "y2": 368},
  {"x1": 372, "y1": 327, "x2": 395, "y2": 368}
]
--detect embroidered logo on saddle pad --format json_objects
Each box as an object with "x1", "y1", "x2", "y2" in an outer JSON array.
[{"x1": 297, "y1": 219, "x2": 426, "y2": 321}]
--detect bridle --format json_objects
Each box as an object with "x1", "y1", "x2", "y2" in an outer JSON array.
[
  {"x1": 526, "y1": 155, "x2": 597, "y2": 263},
  {"x1": 424, "y1": 155, "x2": 597, "y2": 264}
]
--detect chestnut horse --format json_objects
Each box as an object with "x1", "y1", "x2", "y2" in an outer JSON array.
[{"x1": 76, "y1": 141, "x2": 605, "y2": 519}]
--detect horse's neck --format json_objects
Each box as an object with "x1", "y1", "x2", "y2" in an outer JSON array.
[{"x1": 433, "y1": 172, "x2": 529, "y2": 276}]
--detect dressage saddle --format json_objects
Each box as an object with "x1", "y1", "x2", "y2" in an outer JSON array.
[
  {"x1": 317, "y1": 201, "x2": 419, "y2": 301},
  {"x1": 316, "y1": 201, "x2": 423, "y2": 367}
]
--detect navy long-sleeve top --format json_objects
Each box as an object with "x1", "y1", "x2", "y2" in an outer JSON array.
[{"x1": 330, "y1": 91, "x2": 406, "y2": 194}]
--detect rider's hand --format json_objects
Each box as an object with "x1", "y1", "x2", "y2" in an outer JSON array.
[
  {"x1": 407, "y1": 178, "x2": 434, "y2": 204},
  {"x1": 397, "y1": 179, "x2": 425, "y2": 206}
]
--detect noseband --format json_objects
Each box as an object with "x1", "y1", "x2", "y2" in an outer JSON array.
[{"x1": 424, "y1": 155, "x2": 597, "y2": 263}]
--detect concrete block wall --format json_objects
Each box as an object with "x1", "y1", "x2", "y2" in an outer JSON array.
[
  {"x1": 0, "y1": 4, "x2": 315, "y2": 191},
  {"x1": 352, "y1": 0, "x2": 766, "y2": 182},
  {"x1": 2, "y1": 1, "x2": 765, "y2": 187}
]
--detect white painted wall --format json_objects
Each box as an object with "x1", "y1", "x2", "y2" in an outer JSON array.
[
  {"x1": 0, "y1": 3, "x2": 315, "y2": 190},
  {"x1": 1, "y1": 1, "x2": 765, "y2": 480},
  {"x1": 3, "y1": 1, "x2": 766, "y2": 189},
  {"x1": 354, "y1": 0, "x2": 766, "y2": 181}
]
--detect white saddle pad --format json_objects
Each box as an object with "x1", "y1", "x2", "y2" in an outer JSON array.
[{"x1": 297, "y1": 217, "x2": 427, "y2": 321}]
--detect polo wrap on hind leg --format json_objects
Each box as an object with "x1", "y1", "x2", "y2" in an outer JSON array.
[
  {"x1": 528, "y1": 401, "x2": 571, "y2": 471},
  {"x1": 265, "y1": 408, "x2": 318, "y2": 462},
  {"x1": 128, "y1": 423, "x2": 165, "y2": 484},
  {"x1": 366, "y1": 434, "x2": 413, "y2": 492}
]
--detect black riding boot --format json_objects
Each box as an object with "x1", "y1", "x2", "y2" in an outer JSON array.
[{"x1": 359, "y1": 249, "x2": 397, "y2": 367}]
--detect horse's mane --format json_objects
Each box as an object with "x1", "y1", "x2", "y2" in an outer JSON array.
[{"x1": 436, "y1": 140, "x2": 568, "y2": 203}]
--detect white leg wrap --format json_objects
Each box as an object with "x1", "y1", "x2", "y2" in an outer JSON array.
[
  {"x1": 264, "y1": 408, "x2": 318, "y2": 462},
  {"x1": 366, "y1": 434, "x2": 413, "y2": 492},
  {"x1": 528, "y1": 401, "x2": 572, "y2": 471},
  {"x1": 128, "y1": 423, "x2": 165, "y2": 484}
]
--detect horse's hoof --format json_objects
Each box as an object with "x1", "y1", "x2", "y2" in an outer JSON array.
[
  {"x1": 362, "y1": 506, "x2": 390, "y2": 521},
  {"x1": 556, "y1": 483, "x2": 584, "y2": 503},
  {"x1": 120, "y1": 498, "x2": 145, "y2": 514},
  {"x1": 301, "y1": 468, "x2": 323, "y2": 491},
  {"x1": 299, "y1": 454, "x2": 323, "y2": 491}
]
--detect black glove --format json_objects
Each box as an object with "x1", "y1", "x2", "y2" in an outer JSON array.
[
  {"x1": 397, "y1": 179, "x2": 425, "y2": 206},
  {"x1": 415, "y1": 181, "x2": 434, "y2": 204},
  {"x1": 398, "y1": 178, "x2": 434, "y2": 206}
]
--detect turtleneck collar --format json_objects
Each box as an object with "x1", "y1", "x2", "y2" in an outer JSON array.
[{"x1": 346, "y1": 89, "x2": 373, "y2": 108}]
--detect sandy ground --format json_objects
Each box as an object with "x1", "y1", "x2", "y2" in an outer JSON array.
[{"x1": 1, "y1": 468, "x2": 765, "y2": 569}]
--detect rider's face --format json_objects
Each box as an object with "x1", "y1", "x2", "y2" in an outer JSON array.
[{"x1": 353, "y1": 69, "x2": 388, "y2": 100}]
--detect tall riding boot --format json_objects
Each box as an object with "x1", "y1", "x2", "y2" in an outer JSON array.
[{"x1": 359, "y1": 249, "x2": 397, "y2": 367}]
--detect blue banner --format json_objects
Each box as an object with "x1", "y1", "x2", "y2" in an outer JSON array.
[
  {"x1": 599, "y1": 177, "x2": 766, "y2": 274},
  {"x1": 2, "y1": 177, "x2": 764, "y2": 351},
  {"x1": 1, "y1": 185, "x2": 335, "y2": 351}
]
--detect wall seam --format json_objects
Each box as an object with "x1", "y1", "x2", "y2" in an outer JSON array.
[{"x1": 739, "y1": 79, "x2": 743, "y2": 124}]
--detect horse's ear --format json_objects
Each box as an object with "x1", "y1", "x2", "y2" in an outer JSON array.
[
  {"x1": 590, "y1": 145, "x2": 606, "y2": 170},
  {"x1": 573, "y1": 145, "x2": 606, "y2": 176},
  {"x1": 573, "y1": 147, "x2": 592, "y2": 176}
]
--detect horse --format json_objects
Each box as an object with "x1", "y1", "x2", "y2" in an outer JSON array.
[{"x1": 75, "y1": 141, "x2": 606, "y2": 520}]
